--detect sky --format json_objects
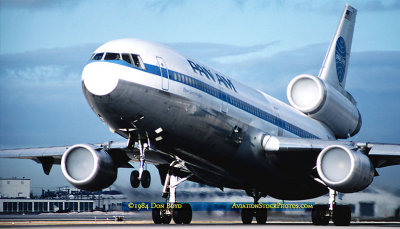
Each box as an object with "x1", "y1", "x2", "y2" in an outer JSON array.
[{"x1": 0, "y1": 0, "x2": 400, "y2": 196}]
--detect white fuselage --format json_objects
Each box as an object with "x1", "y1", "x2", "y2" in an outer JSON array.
[{"x1": 83, "y1": 39, "x2": 334, "y2": 141}]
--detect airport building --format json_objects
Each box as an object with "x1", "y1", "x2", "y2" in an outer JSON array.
[
  {"x1": 0, "y1": 178, "x2": 30, "y2": 198},
  {"x1": 0, "y1": 198, "x2": 94, "y2": 213},
  {"x1": 0, "y1": 178, "x2": 96, "y2": 213}
]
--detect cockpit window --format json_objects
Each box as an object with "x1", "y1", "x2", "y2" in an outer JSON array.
[
  {"x1": 121, "y1": 53, "x2": 133, "y2": 65},
  {"x1": 131, "y1": 54, "x2": 145, "y2": 69},
  {"x1": 91, "y1": 53, "x2": 104, "y2": 60},
  {"x1": 104, "y1": 53, "x2": 121, "y2": 60},
  {"x1": 94, "y1": 52, "x2": 145, "y2": 70}
]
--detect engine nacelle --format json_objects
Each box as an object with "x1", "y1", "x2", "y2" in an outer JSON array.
[
  {"x1": 61, "y1": 144, "x2": 117, "y2": 191},
  {"x1": 316, "y1": 145, "x2": 374, "y2": 193},
  {"x1": 287, "y1": 74, "x2": 362, "y2": 138}
]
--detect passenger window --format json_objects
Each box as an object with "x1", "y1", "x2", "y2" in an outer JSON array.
[
  {"x1": 131, "y1": 54, "x2": 145, "y2": 69},
  {"x1": 91, "y1": 53, "x2": 104, "y2": 60},
  {"x1": 122, "y1": 53, "x2": 133, "y2": 65},
  {"x1": 104, "y1": 53, "x2": 121, "y2": 60}
]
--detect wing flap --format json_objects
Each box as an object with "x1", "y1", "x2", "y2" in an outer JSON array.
[
  {"x1": 366, "y1": 143, "x2": 400, "y2": 168},
  {"x1": 261, "y1": 135, "x2": 400, "y2": 168}
]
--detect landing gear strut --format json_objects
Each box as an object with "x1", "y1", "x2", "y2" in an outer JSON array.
[
  {"x1": 312, "y1": 188, "x2": 351, "y2": 226},
  {"x1": 152, "y1": 161, "x2": 193, "y2": 224},
  {"x1": 130, "y1": 138, "x2": 151, "y2": 189},
  {"x1": 241, "y1": 190, "x2": 267, "y2": 224}
]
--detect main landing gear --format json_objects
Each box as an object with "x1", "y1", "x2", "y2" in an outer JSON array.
[
  {"x1": 130, "y1": 139, "x2": 151, "y2": 189},
  {"x1": 241, "y1": 190, "x2": 268, "y2": 224},
  {"x1": 312, "y1": 188, "x2": 351, "y2": 226},
  {"x1": 152, "y1": 161, "x2": 193, "y2": 224}
]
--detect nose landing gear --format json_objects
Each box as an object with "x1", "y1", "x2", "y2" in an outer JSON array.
[{"x1": 129, "y1": 138, "x2": 152, "y2": 189}]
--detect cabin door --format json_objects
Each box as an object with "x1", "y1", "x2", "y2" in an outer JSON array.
[{"x1": 156, "y1": 56, "x2": 169, "y2": 91}]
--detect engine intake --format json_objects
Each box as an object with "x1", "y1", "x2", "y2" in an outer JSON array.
[
  {"x1": 287, "y1": 74, "x2": 362, "y2": 138},
  {"x1": 316, "y1": 145, "x2": 374, "y2": 193},
  {"x1": 61, "y1": 144, "x2": 117, "y2": 191}
]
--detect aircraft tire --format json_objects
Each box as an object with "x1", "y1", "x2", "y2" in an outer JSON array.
[
  {"x1": 255, "y1": 208, "x2": 267, "y2": 224},
  {"x1": 130, "y1": 170, "x2": 140, "y2": 188},
  {"x1": 181, "y1": 203, "x2": 192, "y2": 224},
  {"x1": 173, "y1": 207, "x2": 183, "y2": 224},
  {"x1": 241, "y1": 208, "x2": 253, "y2": 224},
  {"x1": 333, "y1": 205, "x2": 351, "y2": 226},
  {"x1": 152, "y1": 208, "x2": 162, "y2": 224},
  {"x1": 141, "y1": 170, "x2": 151, "y2": 188},
  {"x1": 312, "y1": 204, "x2": 330, "y2": 225}
]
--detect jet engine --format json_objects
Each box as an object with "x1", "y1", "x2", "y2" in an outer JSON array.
[
  {"x1": 287, "y1": 74, "x2": 362, "y2": 138},
  {"x1": 316, "y1": 145, "x2": 374, "y2": 193},
  {"x1": 61, "y1": 144, "x2": 117, "y2": 191}
]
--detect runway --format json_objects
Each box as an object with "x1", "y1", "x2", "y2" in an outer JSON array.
[
  {"x1": 1, "y1": 212, "x2": 399, "y2": 228},
  {"x1": 1, "y1": 221, "x2": 400, "y2": 228}
]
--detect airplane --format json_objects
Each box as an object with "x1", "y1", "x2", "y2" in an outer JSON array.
[{"x1": 1, "y1": 4, "x2": 400, "y2": 226}]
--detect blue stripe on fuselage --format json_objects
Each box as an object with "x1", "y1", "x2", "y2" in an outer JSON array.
[{"x1": 95, "y1": 60, "x2": 319, "y2": 139}]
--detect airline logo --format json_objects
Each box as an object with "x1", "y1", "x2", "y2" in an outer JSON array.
[
  {"x1": 187, "y1": 59, "x2": 237, "y2": 92},
  {"x1": 335, "y1": 36, "x2": 346, "y2": 83}
]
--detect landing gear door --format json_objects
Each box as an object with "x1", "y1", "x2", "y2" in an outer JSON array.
[{"x1": 156, "y1": 56, "x2": 169, "y2": 91}]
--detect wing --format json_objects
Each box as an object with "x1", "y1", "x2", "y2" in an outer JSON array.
[
  {"x1": 0, "y1": 146, "x2": 67, "y2": 160},
  {"x1": 366, "y1": 143, "x2": 400, "y2": 167},
  {"x1": 0, "y1": 141, "x2": 237, "y2": 189},
  {"x1": 0, "y1": 146, "x2": 68, "y2": 175},
  {"x1": 0, "y1": 141, "x2": 174, "y2": 175},
  {"x1": 262, "y1": 135, "x2": 400, "y2": 168}
]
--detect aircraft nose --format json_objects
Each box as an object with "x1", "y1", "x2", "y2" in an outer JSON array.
[{"x1": 82, "y1": 62, "x2": 120, "y2": 96}]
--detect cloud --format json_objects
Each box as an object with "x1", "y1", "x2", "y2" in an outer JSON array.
[
  {"x1": 0, "y1": 43, "x2": 119, "y2": 148},
  {"x1": 198, "y1": 43, "x2": 327, "y2": 99},
  {"x1": 355, "y1": 0, "x2": 400, "y2": 11},
  {"x1": 0, "y1": 43, "x2": 99, "y2": 86},
  {"x1": 0, "y1": 0, "x2": 79, "y2": 9},
  {"x1": 143, "y1": 0, "x2": 187, "y2": 13},
  {"x1": 0, "y1": 44, "x2": 98, "y2": 71},
  {"x1": 347, "y1": 51, "x2": 400, "y2": 92},
  {"x1": 169, "y1": 41, "x2": 277, "y2": 61},
  {"x1": 229, "y1": 0, "x2": 400, "y2": 14}
]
